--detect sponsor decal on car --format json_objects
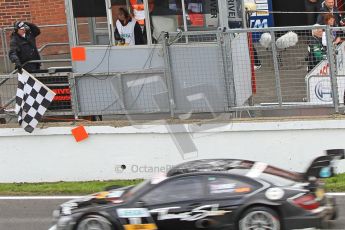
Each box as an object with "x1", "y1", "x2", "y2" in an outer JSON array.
[
  {"x1": 123, "y1": 223, "x2": 157, "y2": 230},
  {"x1": 210, "y1": 183, "x2": 252, "y2": 194},
  {"x1": 210, "y1": 183, "x2": 236, "y2": 194},
  {"x1": 315, "y1": 188, "x2": 325, "y2": 200},
  {"x1": 117, "y1": 208, "x2": 151, "y2": 218},
  {"x1": 94, "y1": 192, "x2": 110, "y2": 199},
  {"x1": 235, "y1": 187, "x2": 251, "y2": 193},
  {"x1": 92, "y1": 190, "x2": 125, "y2": 202},
  {"x1": 150, "y1": 204, "x2": 231, "y2": 221},
  {"x1": 107, "y1": 190, "x2": 125, "y2": 198}
]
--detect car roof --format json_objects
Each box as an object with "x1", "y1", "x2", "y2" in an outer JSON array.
[{"x1": 167, "y1": 159, "x2": 302, "y2": 181}]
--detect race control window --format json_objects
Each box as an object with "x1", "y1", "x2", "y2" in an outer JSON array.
[
  {"x1": 72, "y1": 0, "x2": 110, "y2": 45},
  {"x1": 111, "y1": 0, "x2": 151, "y2": 46},
  {"x1": 149, "y1": 0, "x2": 220, "y2": 43},
  {"x1": 141, "y1": 176, "x2": 204, "y2": 205},
  {"x1": 71, "y1": 0, "x2": 220, "y2": 46}
]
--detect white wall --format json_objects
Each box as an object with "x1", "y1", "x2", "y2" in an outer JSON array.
[{"x1": 1, "y1": 119, "x2": 345, "y2": 182}]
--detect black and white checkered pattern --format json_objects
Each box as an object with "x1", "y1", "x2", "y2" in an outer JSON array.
[{"x1": 15, "y1": 70, "x2": 55, "y2": 133}]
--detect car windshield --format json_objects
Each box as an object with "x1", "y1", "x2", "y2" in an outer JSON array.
[
  {"x1": 121, "y1": 180, "x2": 152, "y2": 200},
  {"x1": 121, "y1": 173, "x2": 168, "y2": 200}
]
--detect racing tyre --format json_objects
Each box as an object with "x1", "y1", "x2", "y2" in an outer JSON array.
[
  {"x1": 76, "y1": 215, "x2": 112, "y2": 230},
  {"x1": 238, "y1": 206, "x2": 281, "y2": 230}
]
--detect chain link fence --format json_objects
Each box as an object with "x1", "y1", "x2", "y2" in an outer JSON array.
[
  {"x1": 0, "y1": 24, "x2": 71, "y2": 74},
  {"x1": 1, "y1": 24, "x2": 345, "y2": 123},
  {"x1": 0, "y1": 24, "x2": 72, "y2": 120},
  {"x1": 232, "y1": 26, "x2": 321, "y2": 106}
]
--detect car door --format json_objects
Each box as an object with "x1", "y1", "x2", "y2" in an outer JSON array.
[
  {"x1": 138, "y1": 175, "x2": 206, "y2": 230},
  {"x1": 203, "y1": 174, "x2": 263, "y2": 229}
]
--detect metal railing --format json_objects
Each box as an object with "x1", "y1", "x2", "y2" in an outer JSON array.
[
  {"x1": 1, "y1": 24, "x2": 345, "y2": 124},
  {"x1": 0, "y1": 23, "x2": 72, "y2": 121},
  {"x1": 70, "y1": 25, "x2": 344, "y2": 118},
  {"x1": 0, "y1": 23, "x2": 71, "y2": 74}
]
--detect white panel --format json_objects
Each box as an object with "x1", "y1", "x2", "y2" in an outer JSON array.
[{"x1": 0, "y1": 119, "x2": 345, "y2": 182}]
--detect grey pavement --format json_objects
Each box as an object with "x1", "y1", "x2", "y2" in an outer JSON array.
[
  {"x1": 328, "y1": 196, "x2": 345, "y2": 230},
  {"x1": 0, "y1": 199, "x2": 63, "y2": 230},
  {"x1": 0, "y1": 196, "x2": 344, "y2": 230}
]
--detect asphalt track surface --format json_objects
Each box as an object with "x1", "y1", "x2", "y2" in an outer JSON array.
[{"x1": 0, "y1": 196, "x2": 344, "y2": 230}]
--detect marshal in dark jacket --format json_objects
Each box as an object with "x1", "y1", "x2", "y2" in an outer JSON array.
[
  {"x1": 316, "y1": 2, "x2": 342, "y2": 26},
  {"x1": 9, "y1": 22, "x2": 41, "y2": 73}
]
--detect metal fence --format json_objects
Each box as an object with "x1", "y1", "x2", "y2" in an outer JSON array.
[
  {"x1": 0, "y1": 24, "x2": 72, "y2": 120},
  {"x1": 0, "y1": 23, "x2": 71, "y2": 73},
  {"x1": 1, "y1": 24, "x2": 345, "y2": 123},
  {"x1": 230, "y1": 26, "x2": 331, "y2": 108}
]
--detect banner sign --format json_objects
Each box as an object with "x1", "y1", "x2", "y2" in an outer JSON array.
[
  {"x1": 306, "y1": 42, "x2": 345, "y2": 103},
  {"x1": 227, "y1": 0, "x2": 242, "y2": 24},
  {"x1": 307, "y1": 76, "x2": 345, "y2": 103},
  {"x1": 249, "y1": 0, "x2": 274, "y2": 28},
  {"x1": 36, "y1": 75, "x2": 72, "y2": 110},
  {"x1": 249, "y1": 0, "x2": 274, "y2": 42}
]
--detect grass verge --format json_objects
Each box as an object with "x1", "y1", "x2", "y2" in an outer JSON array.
[
  {"x1": 0, "y1": 174, "x2": 344, "y2": 196},
  {"x1": 325, "y1": 173, "x2": 345, "y2": 192},
  {"x1": 0, "y1": 180, "x2": 142, "y2": 196}
]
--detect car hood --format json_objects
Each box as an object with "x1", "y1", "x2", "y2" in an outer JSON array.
[{"x1": 58, "y1": 186, "x2": 133, "y2": 215}]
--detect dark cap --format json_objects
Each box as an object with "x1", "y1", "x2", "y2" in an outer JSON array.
[{"x1": 14, "y1": 21, "x2": 28, "y2": 31}]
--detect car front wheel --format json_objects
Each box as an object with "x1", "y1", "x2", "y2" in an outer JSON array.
[
  {"x1": 238, "y1": 206, "x2": 281, "y2": 230},
  {"x1": 76, "y1": 215, "x2": 112, "y2": 230}
]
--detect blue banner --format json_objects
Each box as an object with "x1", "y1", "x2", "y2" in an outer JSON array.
[{"x1": 249, "y1": 0, "x2": 274, "y2": 42}]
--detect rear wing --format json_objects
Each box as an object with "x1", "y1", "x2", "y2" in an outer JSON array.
[{"x1": 304, "y1": 149, "x2": 345, "y2": 180}]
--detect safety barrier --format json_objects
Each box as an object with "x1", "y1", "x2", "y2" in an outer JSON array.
[
  {"x1": 1, "y1": 24, "x2": 345, "y2": 123},
  {"x1": 0, "y1": 23, "x2": 71, "y2": 73}
]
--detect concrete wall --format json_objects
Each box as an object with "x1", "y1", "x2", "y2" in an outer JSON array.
[{"x1": 1, "y1": 119, "x2": 345, "y2": 182}]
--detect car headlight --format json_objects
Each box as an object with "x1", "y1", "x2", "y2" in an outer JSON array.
[
  {"x1": 59, "y1": 202, "x2": 78, "y2": 216},
  {"x1": 61, "y1": 206, "x2": 73, "y2": 215}
]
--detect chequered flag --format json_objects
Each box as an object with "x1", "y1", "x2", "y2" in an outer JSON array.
[{"x1": 15, "y1": 69, "x2": 56, "y2": 133}]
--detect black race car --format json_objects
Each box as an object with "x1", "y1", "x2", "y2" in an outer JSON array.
[{"x1": 49, "y1": 149, "x2": 344, "y2": 230}]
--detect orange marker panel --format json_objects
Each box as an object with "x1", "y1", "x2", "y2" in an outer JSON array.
[
  {"x1": 71, "y1": 47, "x2": 86, "y2": 61},
  {"x1": 71, "y1": 125, "x2": 89, "y2": 142}
]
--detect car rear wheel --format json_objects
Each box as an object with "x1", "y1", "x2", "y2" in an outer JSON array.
[
  {"x1": 238, "y1": 206, "x2": 281, "y2": 230},
  {"x1": 76, "y1": 215, "x2": 112, "y2": 230}
]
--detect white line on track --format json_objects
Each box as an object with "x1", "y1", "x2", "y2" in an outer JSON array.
[
  {"x1": 0, "y1": 196, "x2": 81, "y2": 200},
  {"x1": 0, "y1": 193, "x2": 344, "y2": 200},
  {"x1": 327, "y1": 192, "x2": 345, "y2": 196}
]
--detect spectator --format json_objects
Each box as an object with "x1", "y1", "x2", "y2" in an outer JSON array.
[
  {"x1": 307, "y1": 25, "x2": 326, "y2": 71},
  {"x1": 316, "y1": 0, "x2": 343, "y2": 26},
  {"x1": 115, "y1": 7, "x2": 145, "y2": 46},
  {"x1": 130, "y1": 0, "x2": 154, "y2": 27},
  {"x1": 9, "y1": 21, "x2": 41, "y2": 74},
  {"x1": 322, "y1": 13, "x2": 342, "y2": 46},
  {"x1": 305, "y1": 0, "x2": 322, "y2": 25}
]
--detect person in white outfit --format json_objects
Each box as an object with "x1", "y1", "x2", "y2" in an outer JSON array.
[{"x1": 115, "y1": 7, "x2": 145, "y2": 45}]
